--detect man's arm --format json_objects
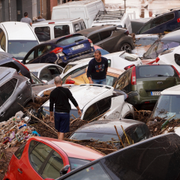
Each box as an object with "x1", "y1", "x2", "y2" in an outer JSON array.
[
  {"x1": 87, "y1": 61, "x2": 93, "y2": 84},
  {"x1": 49, "y1": 93, "x2": 54, "y2": 122}
]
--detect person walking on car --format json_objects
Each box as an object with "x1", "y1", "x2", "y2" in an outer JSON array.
[
  {"x1": 49, "y1": 76, "x2": 81, "y2": 140},
  {"x1": 21, "y1": 12, "x2": 32, "y2": 26},
  {"x1": 87, "y1": 50, "x2": 108, "y2": 84}
]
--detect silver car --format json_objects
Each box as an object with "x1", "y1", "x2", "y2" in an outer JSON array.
[{"x1": 0, "y1": 67, "x2": 33, "y2": 121}]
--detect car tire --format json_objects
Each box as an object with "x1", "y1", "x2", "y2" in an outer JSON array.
[{"x1": 119, "y1": 43, "x2": 132, "y2": 53}]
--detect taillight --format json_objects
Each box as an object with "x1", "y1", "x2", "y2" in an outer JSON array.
[
  {"x1": 48, "y1": 22, "x2": 55, "y2": 24},
  {"x1": 88, "y1": 39, "x2": 93, "y2": 47},
  {"x1": 147, "y1": 57, "x2": 160, "y2": 65},
  {"x1": 65, "y1": 79, "x2": 75, "y2": 84},
  {"x1": 124, "y1": 30, "x2": 129, "y2": 35},
  {"x1": 171, "y1": 65, "x2": 180, "y2": 78},
  {"x1": 50, "y1": 47, "x2": 63, "y2": 54},
  {"x1": 155, "y1": 57, "x2": 160, "y2": 63},
  {"x1": 131, "y1": 66, "x2": 136, "y2": 85},
  {"x1": 124, "y1": 64, "x2": 135, "y2": 70},
  {"x1": 13, "y1": 58, "x2": 30, "y2": 71}
]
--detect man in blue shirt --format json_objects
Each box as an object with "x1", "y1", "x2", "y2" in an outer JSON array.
[{"x1": 87, "y1": 50, "x2": 108, "y2": 84}]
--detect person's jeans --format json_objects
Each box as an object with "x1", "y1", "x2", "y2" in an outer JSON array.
[{"x1": 92, "y1": 78, "x2": 106, "y2": 85}]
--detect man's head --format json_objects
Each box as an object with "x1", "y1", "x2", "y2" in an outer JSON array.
[
  {"x1": 54, "y1": 76, "x2": 62, "y2": 86},
  {"x1": 24, "y1": 12, "x2": 28, "y2": 17},
  {"x1": 94, "y1": 50, "x2": 101, "y2": 62}
]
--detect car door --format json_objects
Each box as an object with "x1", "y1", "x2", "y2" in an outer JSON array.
[{"x1": 14, "y1": 140, "x2": 69, "y2": 180}]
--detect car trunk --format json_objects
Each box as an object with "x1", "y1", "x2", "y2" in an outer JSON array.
[{"x1": 137, "y1": 77, "x2": 177, "y2": 97}]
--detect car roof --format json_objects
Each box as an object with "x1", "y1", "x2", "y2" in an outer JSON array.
[
  {"x1": 0, "y1": 21, "x2": 38, "y2": 40},
  {"x1": 161, "y1": 84, "x2": 180, "y2": 95},
  {"x1": 72, "y1": 119, "x2": 144, "y2": 136},
  {"x1": 32, "y1": 18, "x2": 83, "y2": 26},
  {"x1": 32, "y1": 136, "x2": 103, "y2": 160},
  {"x1": 43, "y1": 84, "x2": 114, "y2": 109},
  {"x1": 0, "y1": 66, "x2": 16, "y2": 80},
  {"x1": 161, "y1": 29, "x2": 180, "y2": 42},
  {"x1": 26, "y1": 63, "x2": 61, "y2": 72},
  {"x1": 78, "y1": 25, "x2": 117, "y2": 36}
]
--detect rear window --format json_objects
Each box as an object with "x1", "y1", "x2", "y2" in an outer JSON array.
[
  {"x1": 136, "y1": 65, "x2": 178, "y2": 78},
  {"x1": 56, "y1": 35, "x2": 86, "y2": 46},
  {"x1": 54, "y1": 25, "x2": 70, "y2": 38}
]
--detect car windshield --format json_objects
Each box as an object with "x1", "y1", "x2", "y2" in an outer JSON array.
[
  {"x1": 135, "y1": 36, "x2": 159, "y2": 46},
  {"x1": 63, "y1": 64, "x2": 76, "y2": 74},
  {"x1": 143, "y1": 40, "x2": 180, "y2": 59},
  {"x1": 30, "y1": 72, "x2": 44, "y2": 85},
  {"x1": 56, "y1": 35, "x2": 86, "y2": 46},
  {"x1": 151, "y1": 95, "x2": 180, "y2": 120},
  {"x1": 63, "y1": 162, "x2": 111, "y2": 180},
  {"x1": 8, "y1": 40, "x2": 39, "y2": 60},
  {"x1": 69, "y1": 157, "x2": 90, "y2": 170},
  {"x1": 137, "y1": 65, "x2": 178, "y2": 78}
]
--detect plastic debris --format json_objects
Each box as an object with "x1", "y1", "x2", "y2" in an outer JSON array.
[{"x1": 0, "y1": 111, "x2": 40, "y2": 150}]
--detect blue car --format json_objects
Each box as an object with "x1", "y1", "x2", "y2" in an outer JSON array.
[
  {"x1": 23, "y1": 33, "x2": 95, "y2": 66},
  {"x1": 137, "y1": 9, "x2": 180, "y2": 34}
]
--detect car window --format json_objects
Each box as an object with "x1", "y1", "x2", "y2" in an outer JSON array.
[
  {"x1": 0, "y1": 29, "x2": 6, "y2": 51},
  {"x1": 63, "y1": 64, "x2": 76, "y2": 74},
  {"x1": 106, "y1": 75, "x2": 117, "y2": 86},
  {"x1": 62, "y1": 65, "x2": 88, "y2": 83},
  {"x1": 89, "y1": 33, "x2": 101, "y2": 44},
  {"x1": 83, "y1": 97, "x2": 111, "y2": 121},
  {"x1": 56, "y1": 34, "x2": 86, "y2": 46},
  {"x1": 40, "y1": 67, "x2": 53, "y2": 81},
  {"x1": 99, "y1": 30, "x2": 112, "y2": 40},
  {"x1": 139, "y1": 20, "x2": 152, "y2": 34},
  {"x1": 83, "y1": 103, "x2": 99, "y2": 121},
  {"x1": 47, "y1": 66, "x2": 62, "y2": 78},
  {"x1": 29, "y1": 140, "x2": 53, "y2": 172},
  {"x1": 54, "y1": 25, "x2": 70, "y2": 38},
  {"x1": 37, "y1": 45, "x2": 52, "y2": 57},
  {"x1": 63, "y1": 163, "x2": 111, "y2": 180},
  {"x1": 0, "y1": 78, "x2": 17, "y2": 107},
  {"x1": 80, "y1": 21, "x2": 86, "y2": 30},
  {"x1": 74, "y1": 23, "x2": 81, "y2": 32},
  {"x1": 35, "y1": 26, "x2": 50, "y2": 42},
  {"x1": 42, "y1": 150, "x2": 64, "y2": 179},
  {"x1": 137, "y1": 65, "x2": 178, "y2": 78},
  {"x1": 69, "y1": 158, "x2": 90, "y2": 170},
  {"x1": 175, "y1": 53, "x2": 180, "y2": 66},
  {"x1": 115, "y1": 69, "x2": 131, "y2": 90},
  {"x1": 14, "y1": 142, "x2": 27, "y2": 159},
  {"x1": 24, "y1": 49, "x2": 35, "y2": 63},
  {"x1": 150, "y1": 13, "x2": 174, "y2": 29}
]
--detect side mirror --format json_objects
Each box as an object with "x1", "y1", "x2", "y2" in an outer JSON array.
[
  {"x1": 127, "y1": 91, "x2": 138, "y2": 98},
  {"x1": 60, "y1": 165, "x2": 70, "y2": 176}
]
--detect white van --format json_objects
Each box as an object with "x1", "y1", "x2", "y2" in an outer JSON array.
[
  {"x1": 0, "y1": 21, "x2": 39, "y2": 61},
  {"x1": 51, "y1": 0, "x2": 105, "y2": 28},
  {"x1": 32, "y1": 18, "x2": 86, "y2": 42}
]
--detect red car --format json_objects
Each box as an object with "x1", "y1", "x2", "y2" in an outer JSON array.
[{"x1": 4, "y1": 137, "x2": 103, "y2": 180}]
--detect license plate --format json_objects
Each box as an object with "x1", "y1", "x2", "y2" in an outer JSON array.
[
  {"x1": 151, "y1": 91, "x2": 161, "y2": 96},
  {"x1": 72, "y1": 44, "x2": 84, "y2": 50}
]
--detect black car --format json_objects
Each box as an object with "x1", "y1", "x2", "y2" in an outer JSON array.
[
  {"x1": 78, "y1": 25, "x2": 134, "y2": 53},
  {"x1": 23, "y1": 33, "x2": 95, "y2": 67},
  {"x1": 137, "y1": 9, "x2": 180, "y2": 34},
  {"x1": 69, "y1": 119, "x2": 151, "y2": 149},
  {"x1": 57, "y1": 133, "x2": 180, "y2": 180},
  {"x1": 143, "y1": 29, "x2": 180, "y2": 60},
  {"x1": 0, "y1": 52, "x2": 32, "y2": 83}
]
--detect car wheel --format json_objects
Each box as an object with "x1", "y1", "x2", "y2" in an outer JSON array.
[{"x1": 119, "y1": 43, "x2": 132, "y2": 53}]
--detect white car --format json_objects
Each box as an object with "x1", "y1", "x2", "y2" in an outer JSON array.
[
  {"x1": 151, "y1": 84, "x2": 180, "y2": 121},
  {"x1": 152, "y1": 45, "x2": 180, "y2": 73},
  {"x1": 0, "y1": 21, "x2": 39, "y2": 61},
  {"x1": 26, "y1": 63, "x2": 63, "y2": 84},
  {"x1": 61, "y1": 51, "x2": 142, "y2": 82},
  {"x1": 40, "y1": 84, "x2": 134, "y2": 120}
]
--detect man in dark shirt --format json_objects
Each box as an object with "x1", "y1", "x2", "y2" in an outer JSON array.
[
  {"x1": 50, "y1": 76, "x2": 81, "y2": 140},
  {"x1": 87, "y1": 50, "x2": 108, "y2": 84}
]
